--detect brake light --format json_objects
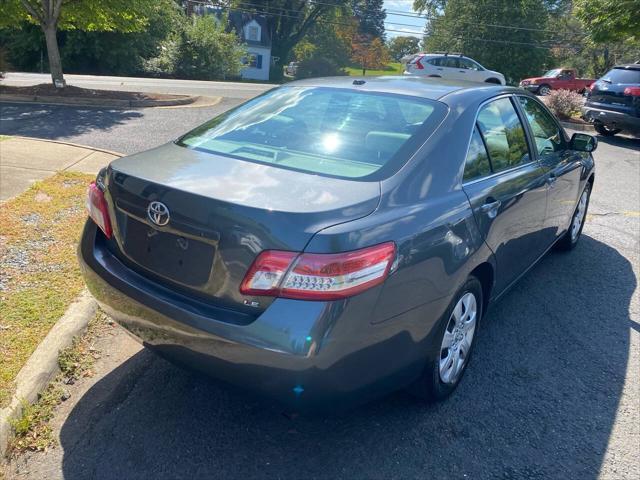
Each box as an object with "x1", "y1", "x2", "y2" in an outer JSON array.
[
  {"x1": 414, "y1": 57, "x2": 424, "y2": 70},
  {"x1": 240, "y1": 242, "x2": 396, "y2": 300},
  {"x1": 624, "y1": 86, "x2": 640, "y2": 96},
  {"x1": 86, "y1": 182, "x2": 112, "y2": 238}
]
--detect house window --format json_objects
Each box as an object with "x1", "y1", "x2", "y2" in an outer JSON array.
[
  {"x1": 243, "y1": 54, "x2": 263, "y2": 69},
  {"x1": 247, "y1": 26, "x2": 259, "y2": 41}
]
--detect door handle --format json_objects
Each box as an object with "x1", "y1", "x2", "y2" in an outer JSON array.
[
  {"x1": 437, "y1": 68, "x2": 443, "y2": 70},
  {"x1": 480, "y1": 199, "x2": 502, "y2": 219},
  {"x1": 459, "y1": 70, "x2": 466, "y2": 73},
  {"x1": 547, "y1": 173, "x2": 557, "y2": 187}
]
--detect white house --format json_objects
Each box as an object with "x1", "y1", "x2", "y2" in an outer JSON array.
[
  {"x1": 185, "y1": 2, "x2": 273, "y2": 81},
  {"x1": 228, "y1": 13, "x2": 272, "y2": 81}
]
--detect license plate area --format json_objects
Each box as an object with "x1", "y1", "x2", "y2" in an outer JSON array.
[{"x1": 122, "y1": 216, "x2": 214, "y2": 287}]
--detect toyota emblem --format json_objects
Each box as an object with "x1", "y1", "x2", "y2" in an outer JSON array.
[{"x1": 147, "y1": 201, "x2": 170, "y2": 226}]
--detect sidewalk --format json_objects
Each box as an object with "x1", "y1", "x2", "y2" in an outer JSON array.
[{"x1": 0, "y1": 137, "x2": 121, "y2": 201}]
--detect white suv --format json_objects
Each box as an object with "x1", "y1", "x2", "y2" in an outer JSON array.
[{"x1": 404, "y1": 53, "x2": 506, "y2": 85}]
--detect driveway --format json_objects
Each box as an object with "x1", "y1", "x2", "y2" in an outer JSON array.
[{"x1": 2, "y1": 98, "x2": 639, "y2": 479}]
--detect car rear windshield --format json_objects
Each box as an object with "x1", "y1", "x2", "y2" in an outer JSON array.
[
  {"x1": 176, "y1": 86, "x2": 447, "y2": 179},
  {"x1": 602, "y1": 67, "x2": 640, "y2": 84}
]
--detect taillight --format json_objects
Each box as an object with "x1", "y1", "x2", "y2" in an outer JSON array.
[
  {"x1": 624, "y1": 86, "x2": 640, "y2": 96},
  {"x1": 86, "y1": 182, "x2": 112, "y2": 238},
  {"x1": 414, "y1": 57, "x2": 424, "y2": 70},
  {"x1": 240, "y1": 242, "x2": 396, "y2": 300}
]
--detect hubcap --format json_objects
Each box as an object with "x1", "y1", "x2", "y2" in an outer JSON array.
[
  {"x1": 571, "y1": 189, "x2": 589, "y2": 241},
  {"x1": 439, "y1": 292, "x2": 477, "y2": 385}
]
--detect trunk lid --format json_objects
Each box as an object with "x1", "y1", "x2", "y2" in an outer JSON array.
[{"x1": 104, "y1": 143, "x2": 381, "y2": 314}]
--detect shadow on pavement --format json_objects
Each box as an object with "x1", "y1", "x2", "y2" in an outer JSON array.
[
  {"x1": 594, "y1": 133, "x2": 640, "y2": 151},
  {"x1": 0, "y1": 102, "x2": 143, "y2": 140},
  {"x1": 59, "y1": 235, "x2": 634, "y2": 479}
]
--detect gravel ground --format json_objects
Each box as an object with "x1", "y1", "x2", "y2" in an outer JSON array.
[{"x1": 1, "y1": 101, "x2": 638, "y2": 479}]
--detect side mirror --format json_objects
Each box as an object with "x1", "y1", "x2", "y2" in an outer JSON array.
[{"x1": 570, "y1": 133, "x2": 598, "y2": 153}]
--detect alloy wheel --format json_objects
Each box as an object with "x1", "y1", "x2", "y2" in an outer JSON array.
[
  {"x1": 439, "y1": 292, "x2": 477, "y2": 384},
  {"x1": 571, "y1": 188, "x2": 589, "y2": 241}
]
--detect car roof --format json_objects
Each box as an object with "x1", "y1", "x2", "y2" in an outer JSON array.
[
  {"x1": 613, "y1": 64, "x2": 640, "y2": 70},
  {"x1": 285, "y1": 75, "x2": 515, "y2": 102}
]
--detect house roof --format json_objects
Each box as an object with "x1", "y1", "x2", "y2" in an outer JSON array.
[{"x1": 227, "y1": 12, "x2": 272, "y2": 48}]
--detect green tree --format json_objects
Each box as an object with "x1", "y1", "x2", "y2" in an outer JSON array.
[
  {"x1": 388, "y1": 36, "x2": 421, "y2": 62},
  {"x1": 421, "y1": 0, "x2": 552, "y2": 84},
  {"x1": 351, "y1": 0, "x2": 386, "y2": 39},
  {"x1": 574, "y1": 0, "x2": 640, "y2": 43},
  {"x1": 145, "y1": 14, "x2": 246, "y2": 81},
  {"x1": 60, "y1": 0, "x2": 181, "y2": 76},
  {"x1": 295, "y1": 10, "x2": 354, "y2": 69},
  {"x1": 0, "y1": 0, "x2": 159, "y2": 87}
]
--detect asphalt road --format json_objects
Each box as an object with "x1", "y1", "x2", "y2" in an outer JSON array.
[
  {"x1": 2, "y1": 97, "x2": 639, "y2": 479},
  {"x1": 2, "y1": 72, "x2": 273, "y2": 100}
]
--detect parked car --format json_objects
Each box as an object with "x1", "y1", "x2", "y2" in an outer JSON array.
[
  {"x1": 519, "y1": 68, "x2": 595, "y2": 96},
  {"x1": 285, "y1": 61, "x2": 299, "y2": 77},
  {"x1": 404, "y1": 52, "x2": 506, "y2": 85},
  {"x1": 80, "y1": 77, "x2": 596, "y2": 411},
  {"x1": 582, "y1": 64, "x2": 640, "y2": 137}
]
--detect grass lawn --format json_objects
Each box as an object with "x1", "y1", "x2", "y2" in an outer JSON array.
[
  {"x1": 345, "y1": 62, "x2": 403, "y2": 76},
  {"x1": 0, "y1": 171, "x2": 93, "y2": 408}
]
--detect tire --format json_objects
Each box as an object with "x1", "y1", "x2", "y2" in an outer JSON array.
[
  {"x1": 594, "y1": 122, "x2": 621, "y2": 137},
  {"x1": 538, "y1": 84, "x2": 551, "y2": 96},
  {"x1": 556, "y1": 183, "x2": 592, "y2": 251},
  {"x1": 485, "y1": 78, "x2": 502, "y2": 84},
  {"x1": 409, "y1": 276, "x2": 483, "y2": 402}
]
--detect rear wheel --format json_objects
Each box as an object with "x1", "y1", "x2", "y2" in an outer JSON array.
[
  {"x1": 410, "y1": 276, "x2": 483, "y2": 401},
  {"x1": 594, "y1": 122, "x2": 621, "y2": 136},
  {"x1": 556, "y1": 183, "x2": 591, "y2": 251},
  {"x1": 538, "y1": 84, "x2": 551, "y2": 96}
]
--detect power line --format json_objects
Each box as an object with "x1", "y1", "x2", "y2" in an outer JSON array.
[
  {"x1": 191, "y1": 0, "x2": 587, "y2": 38},
  {"x1": 183, "y1": 0, "x2": 591, "y2": 50}
]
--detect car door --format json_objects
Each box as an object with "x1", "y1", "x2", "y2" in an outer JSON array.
[
  {"x1": 462, "y1": 96, "x2": 549, "y2": 294},
  {"x1": 516, "y1": 95, "x2": 582, "y2": 242},
  {"x1": 442, "y1": 57, "x2": 464, "y2": 80},
  {"x1": 458, "y1": 57, "x2": 482, "y2": 82}
]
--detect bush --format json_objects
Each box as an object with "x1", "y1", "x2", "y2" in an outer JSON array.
[
  {"x1": 545, "y1": 89, "x2": 584, "y2": 120},
  {"x1": 296, "y1": 57, "x2": 345, "y2": 79},
  {"x1": 146, "y1": 15, "x2": 246, "y2": 80}
]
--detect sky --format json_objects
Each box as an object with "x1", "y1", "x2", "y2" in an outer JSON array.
[{"x1": 383, "y1": 0, "x2": 426, "y2": 38}]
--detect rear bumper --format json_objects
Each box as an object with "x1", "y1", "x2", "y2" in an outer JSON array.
[
  {"x1": 78, "y1": 221, "x2": 445, "y2": 411},
  {"x1": 582, "y1": 106, "x2": 640, "y2": 134}
]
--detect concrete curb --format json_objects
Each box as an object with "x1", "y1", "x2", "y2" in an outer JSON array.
[
  {"x1": 11, "y1": 136, "x2": 124, "y2": 158},
  {"x1": 0, "y1": 93, "x2": 198, "y2": 108},
  {"x1": 0, "y1": 290, "x2": 97, "y2": 456}
]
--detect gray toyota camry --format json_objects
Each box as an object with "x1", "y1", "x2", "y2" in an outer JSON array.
[{"x1": 79, "y1": 76, "x2": 596, "y2": 410}]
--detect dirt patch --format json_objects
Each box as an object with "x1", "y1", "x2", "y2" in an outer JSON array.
[{"x1": 0, "y1": 84, "x2": 188, "y2": 102}]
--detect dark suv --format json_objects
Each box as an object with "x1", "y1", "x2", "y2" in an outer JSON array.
[{"x1": 582, "y1": 64, "x2": 640, "y2": 137}]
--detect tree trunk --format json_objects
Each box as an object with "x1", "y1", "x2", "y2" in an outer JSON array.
[{"x1": 42, "y1": 23, "x2": 65, "y2": 88}]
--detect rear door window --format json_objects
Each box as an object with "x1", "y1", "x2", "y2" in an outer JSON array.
[
  {"x1": 476, "y1": 97, "x2": 530, "y2": 173},
  {"x1": 463, "y1": 126, "x2": 492, "y2": 181}
]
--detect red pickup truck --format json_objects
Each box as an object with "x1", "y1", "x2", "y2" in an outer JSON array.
[{"x1": 519, "y1": 68, "x2": 595, "y2": 95}]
